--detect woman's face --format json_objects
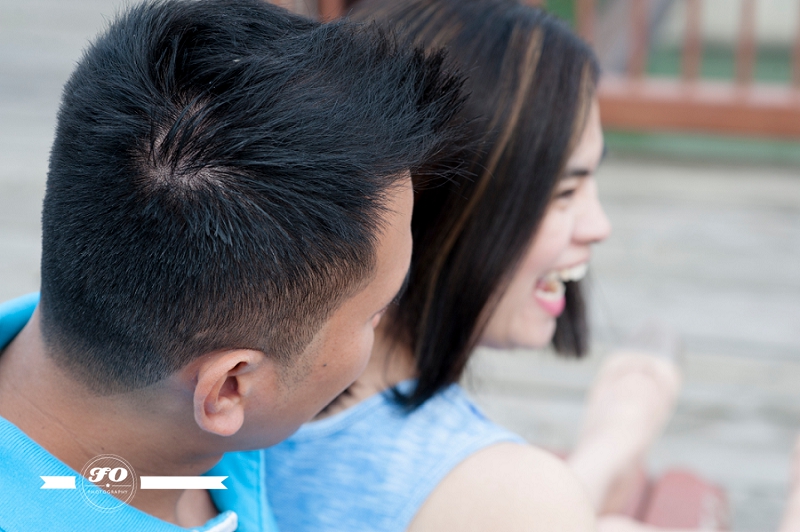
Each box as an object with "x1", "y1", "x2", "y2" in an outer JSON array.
[{"x1": 480, "y1": 98, "x2": 611, "y2": 350}]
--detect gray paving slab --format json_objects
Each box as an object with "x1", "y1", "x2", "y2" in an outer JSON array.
[
  {"x1": 1, "y1": 0, "x2": 129, "y2": 301},
  {"x1": 589, "y1": 160, "x2": 800, "y2": 362},
  {"x1": 466, "y1": 346, "x2": 800, "y2": 531}
]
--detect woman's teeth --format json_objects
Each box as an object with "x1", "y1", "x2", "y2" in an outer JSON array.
[
  {"x1": 534, "y1": 272, "x2": 566, "y2": 300},
  {"x1": 558, "y1": 263, "x2": 588, "y2": 282},
  {"x1": 534, "y1": 264, "x2": 589, "y2": 301}
]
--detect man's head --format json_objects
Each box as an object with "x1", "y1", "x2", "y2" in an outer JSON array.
[{"x1": 39, "y1": 0, "x2": 462, "y2": 445}]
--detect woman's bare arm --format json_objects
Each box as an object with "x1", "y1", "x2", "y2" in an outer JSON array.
[{"x1": 408, "y1": 443, "x2": 596, "y2": 532}]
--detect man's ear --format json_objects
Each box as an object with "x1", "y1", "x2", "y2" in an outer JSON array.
[{"x1": 191, "y1": 349, "x2": 267, "y2": 437}]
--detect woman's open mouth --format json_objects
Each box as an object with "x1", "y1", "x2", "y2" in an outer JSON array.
[{"x1": 533, "y1": 263, "x2": 588, "y2": 317}]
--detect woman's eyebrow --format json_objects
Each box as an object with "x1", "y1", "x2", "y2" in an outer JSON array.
[
  {"x1": 564, "y1": 168, "x2": 591, "y2": 178},
  {"x1": 563, "y1": 144, "x2": 607, "y2": 178}
]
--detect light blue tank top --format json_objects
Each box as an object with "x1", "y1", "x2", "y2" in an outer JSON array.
[{"x1": 263, "y1": 380, "x2": 526, "y2": 532}]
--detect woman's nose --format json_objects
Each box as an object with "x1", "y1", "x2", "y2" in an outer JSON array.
[{"x1": 574, "y1": 182, "x2": 611, "y2": 245}]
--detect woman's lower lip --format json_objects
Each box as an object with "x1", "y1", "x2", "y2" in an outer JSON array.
[{"x1": 533, "y1": 292, "x2": 566, "y2": 317}]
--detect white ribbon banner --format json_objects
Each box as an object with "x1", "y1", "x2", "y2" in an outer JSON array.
[
  {"x1": 140, "y1": 476, "x2": 228, "y2": 490},
  {"x1": 40, "y1": 476, "x2": 77, "y2": 489}
]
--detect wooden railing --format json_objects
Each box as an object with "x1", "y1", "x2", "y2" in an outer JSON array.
[
  {"x1": 589, "y1": 0, "x2": 800, "y2": 139},
  {"x1": 273, "y1": 0, "x2": 800, "y2": 139}
]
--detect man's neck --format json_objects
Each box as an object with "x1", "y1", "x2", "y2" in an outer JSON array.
[
  {"x1": 315, "y1": 321, "x2": 416, "y2": 419},
  {"x1": 0, "y1": 309, "x2": 218, "y2": 526}
]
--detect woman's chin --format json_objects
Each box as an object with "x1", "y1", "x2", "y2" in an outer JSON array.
[
  {"x1": 480, "y1": 307, "x2": 558, "y2": 350},
  {"x1": 522, "y1": 316, "x2": 558, "y2": 349},
  {"x1": 498, "y1": 317, "x2": 557, "y2": 351}
]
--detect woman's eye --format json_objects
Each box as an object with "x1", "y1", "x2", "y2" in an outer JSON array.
[
  {"x1": 554, "y1": 188, "x2": 577, "y2": 200},
  {"x1": 553, "y1": 176, "x2": 582, "y2": 201}
]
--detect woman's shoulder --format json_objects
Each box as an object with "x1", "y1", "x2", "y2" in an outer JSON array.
[
  {"x1": 287, "y1": 381, "x2": 521, "y2": 445},
  {"x1": 408, "y1": 442, "x2": 596, "y2": 532},
  {"x1": 265, "y1": 382, "x2": 534, "y2": 530}
]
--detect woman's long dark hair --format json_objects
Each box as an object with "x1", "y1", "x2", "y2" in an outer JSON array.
[{"x1": 351, "y1": 0, "x2": 600, "y2": 408}]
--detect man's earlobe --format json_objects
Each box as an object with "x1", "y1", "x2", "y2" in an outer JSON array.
[{"x1": 192, "y1": 350, "x2": 263, "y2": 437}]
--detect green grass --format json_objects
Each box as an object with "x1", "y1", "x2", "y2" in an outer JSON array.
[
  {"x1": 605, "y1": 131, "x2": 800, "y2": 167},
  {"x1": 754, "y1": 47, "x2": 794, "y2": 84},
  {"x1": 647, "y1": 44, "x2": 793, "y2": 83},
  {"x1": 542, "y1": 0, "x2": 575, "y2": 25}
]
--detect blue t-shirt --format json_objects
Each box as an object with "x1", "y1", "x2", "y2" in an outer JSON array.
[
  {"x1": 263, "y1": 380, "x2": 526, "y2": 531},
  {"x1": 0, "y1": 294, "x2": 278, "y2": 532}
]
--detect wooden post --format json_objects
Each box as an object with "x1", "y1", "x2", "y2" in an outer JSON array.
[
  {"x1": 682, "y1": 0, "x2": 703, "y2": 81},
  {"x1": 735, "y1": 0, "x2": 756, "y2": 86},
  {"x1": 318, "y1": 0, "x2": 345, "y2": 21},
  {"x1": 576, "y1": 0, "x2": 596, "y2": 45},
  {"x1": 268, "y1": 0, "x2": 317, "y2": 18},
  {"x1": 628, "y1": 0, "x2": 649, "y2": 78}
]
